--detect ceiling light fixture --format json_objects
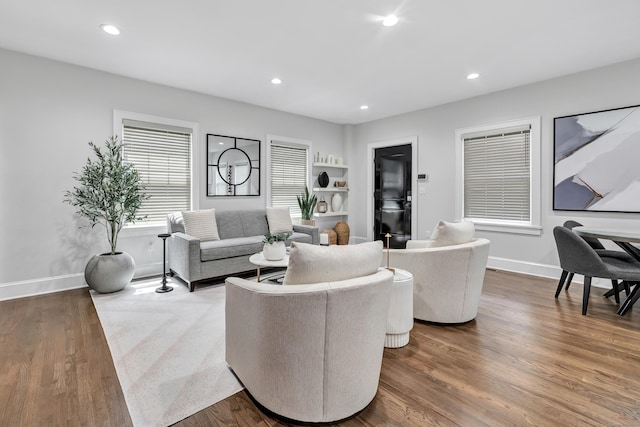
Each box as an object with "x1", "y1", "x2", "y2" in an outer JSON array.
[
  {"x1": 360, "y1": 105, "x2": 369, "y2": 110},
  {"x1": 100, "y1": 24, "x2": 121, "y2": 36},
  {"x1": 382, "y1": 15, "x2": 399, "y2": 27},
  {"x1": 467, "y1": 73, "x2": 480, "y2": 80},
  {"x1": 271, "y1": 78, "x2": 282, "y2": 85}
]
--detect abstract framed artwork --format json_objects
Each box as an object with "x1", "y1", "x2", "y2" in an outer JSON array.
[{"x1": 553, "y1": 104, "x2": 640, "y2": 212}]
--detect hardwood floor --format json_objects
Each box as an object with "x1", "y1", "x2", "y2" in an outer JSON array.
[{"x1": 2, "y1": 270, "x2": 640, "y2": 426}]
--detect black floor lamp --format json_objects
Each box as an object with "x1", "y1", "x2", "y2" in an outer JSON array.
[{"x1": 156, "y1": 233, "x2": 173, "y2": 293}]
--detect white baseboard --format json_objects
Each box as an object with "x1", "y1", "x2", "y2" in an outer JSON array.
[
  {"x1": 0, "y1": 273, "x2": 87, "y2": 301},
  {"x1": 488, "y1": 256, "x2": 611, "y2": 288},
  {"x1": 0, "y1": 257, "x2": 612, "y2": 301},
  {"x1": 0, "y1": 262, "x2": 164, "y2": 301}
]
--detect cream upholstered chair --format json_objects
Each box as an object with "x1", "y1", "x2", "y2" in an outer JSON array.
[
  {"x1": 387, "y1": 220, "x2": 490, "y2": 323},
  {"x1": 225, "y1": 241, "x2": 393, "y2": 423}
]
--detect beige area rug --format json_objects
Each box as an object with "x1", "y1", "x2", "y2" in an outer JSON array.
[{"x1": 90, "y1": 277, "x2": 243, "y2": 427}]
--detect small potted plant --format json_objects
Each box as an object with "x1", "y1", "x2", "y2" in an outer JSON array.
[
  {"x1": 64, "y1": 136, "x2": 149, "y2": 293},
  {"x1": 297, "y1": 186, "x2": 317, "y2": 226},
  {"x1": 262, "y1": 231, "x2": 292, "y2": 260}
]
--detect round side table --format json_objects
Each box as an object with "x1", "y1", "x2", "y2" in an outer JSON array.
[
  {"x1": 156, "y1": 233, "x2": 173, "y2": 293},
  {"x1": 385, "y1": 268, "x2": 413, "y2": 348}
]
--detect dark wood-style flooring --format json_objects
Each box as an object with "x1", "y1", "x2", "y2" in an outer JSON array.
[{"x1": 2, "y1": 270, "x2": 640, "y2": 426}]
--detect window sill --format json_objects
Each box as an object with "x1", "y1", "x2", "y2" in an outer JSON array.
[{"x1": 471, "y1": 221, "x2": 542, "y2": 236}]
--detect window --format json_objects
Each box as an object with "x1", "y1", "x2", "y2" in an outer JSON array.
[
  {"x1": 267, "y1": 135, "x2": 311, "y2": 218},
  {"x1": 455, "y1": 117, "x2": 541, "y2": 235},
  {"x1": 114, "y1": 111, "x2": 199, "y2": 225}
]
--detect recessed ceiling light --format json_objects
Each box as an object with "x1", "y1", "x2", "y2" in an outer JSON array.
[
  {"x1": 360, "y1": 105, "x2": 369, "y2": 110},
  {"x1": 100, "y1": 24, "x2": 121, "y2": 36},
  {"x1": 467, "y1": 73, "x2": 480, "y2": 80},
  {"x1": 218, "y1": 142, "x2": 224, "y2": 145},
  {"x1": 382, "y1": 15, "x2": 399, "y2": 27},
  {"x1": 271, "y1": 78, "x2": 282, "y2": 85}
]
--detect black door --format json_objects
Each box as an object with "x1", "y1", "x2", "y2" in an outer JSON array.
[{"x1": 374, "y1": 144, "x2": 412, "y2": 249}]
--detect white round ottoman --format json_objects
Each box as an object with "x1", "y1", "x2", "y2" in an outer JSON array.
[{"x1": 385, "y1": 268, "x2": 414, "y2": 348}]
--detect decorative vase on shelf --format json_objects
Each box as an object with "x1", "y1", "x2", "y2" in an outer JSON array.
[
  {"x1": 318, "y1": 171, "x2": 329, "y2": 188},
  {"x1": 263, "y1": 241, "x2": 286, "y2": 261},
  {"x1": 317, "y1": 197, "x2": 328, "y2": 213},
  {"x1": 331, "y1": 193, "x2": 343, "y2": 212}
]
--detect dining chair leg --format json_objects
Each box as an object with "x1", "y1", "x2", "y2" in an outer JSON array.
[
  {"x1": 624, "y1": 281, "x2": 631, "y2": 296},
  {"x1": 565, "y1": 272, "x2": 574, "y2": 290},
  {"x1": 582, "y1": 276, "x2": 592, "y2": 315},
  {"x1": 612, "y1": 279, "x2": 620, "y2": 304},
  {"x1": 617, "y1": 283, "x2": 640, "y2": 316},
  {"x1": 556, "y1": 270, "x2": 568, "y2": 298}
]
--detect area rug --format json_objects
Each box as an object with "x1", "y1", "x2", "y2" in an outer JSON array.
[{"x1": 90, "y1": 277, "x2": 243, "y2": 427}]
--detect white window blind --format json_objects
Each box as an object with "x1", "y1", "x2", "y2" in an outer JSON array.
[
  {"x1": 122, "y1": 121, "x2": 192, "y2": 223},
  {"x1": 269, "y1": 143, "x2": 308, "y2": 217},
  {"x1": 463, "y1": 127, "x2": 531, "y2": 222}
]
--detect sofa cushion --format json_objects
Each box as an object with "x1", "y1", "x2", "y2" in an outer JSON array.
[
  {"x1": 216, "y1": 209, "x2": 270, "y2": 239},
  {"x1": 283, "y1": 240, "x2": 383, "y2": 285},
  {"x1": 200, "y1": 236, "x2": 264, "y2": 261},
  {"x1": 266, "y1": 207, "x2": 293, "y2": 234},
  {"x1": 182, "y1": 209, "x2": 220, "y2": 241},
  {"x1": 430, "y1": 220, "x2": 475, "y2": 247}
]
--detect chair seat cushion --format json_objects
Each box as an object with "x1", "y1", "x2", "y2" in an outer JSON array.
[
  {"x1": 596, "y1": 249, "x2": 635, "y2": 262},
  {"x1": 602, "y1": 256, "x2": 640, "y2": 281},
  {"x1": 200, "y1": 237, "x2": 263, "y2": 261}
]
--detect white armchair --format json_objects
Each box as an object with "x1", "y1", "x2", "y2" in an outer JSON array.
[
  {"x1": 387, "y1": 221, "x2": 490, "y2": 323},
  {"x1": 225, "y1": 241, "x2": 394, "y2": 423}
]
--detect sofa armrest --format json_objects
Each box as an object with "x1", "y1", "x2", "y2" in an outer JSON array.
[
  {"x1": 167, "y1": 232, "x2": 201, "y2": 282},
  {"x1": 293, "y1": 224, "x2": 320, "y2": 245}
]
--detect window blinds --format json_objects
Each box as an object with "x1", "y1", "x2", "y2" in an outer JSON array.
[
  {"x1": 269, "y1": 142, "x2": 308, "y2": 217},
  {"x1": 463, "y1": 129, "x2": 530, "y2": 222},
  {"x1": 122, "y1": 123, "x2": 191, "y2": 223}
]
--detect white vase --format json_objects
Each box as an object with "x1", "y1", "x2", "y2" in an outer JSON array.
[
  {"x1": 331, "y1": 193, "x2": 343, "y2": 212},
  {"x1": 263, "y1": 241, "x2": 286, "y2": 260},
  {"x1": 84, "y1": 252, "x2": 135, "y2": 293}
]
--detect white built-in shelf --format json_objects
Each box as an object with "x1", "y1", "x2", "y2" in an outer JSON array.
[
  {"x1": 314, "y1": 211, "x2": 348, "y2": 217},
  {"x1": 312, "y1": 187, "x2": 349, "y2": 192},
  {"x1": 313, "y1": 162, "x2": 348, "y2": 169}
]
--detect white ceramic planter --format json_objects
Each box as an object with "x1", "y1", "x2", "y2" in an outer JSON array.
[
  {"x1": 84, "y1": 252, "x2": 135, "y2": 293},
  {"x1": 263, "y1": 242, "x2": 286, "y2": 260}
]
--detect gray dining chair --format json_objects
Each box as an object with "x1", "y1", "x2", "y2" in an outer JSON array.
[
  {"x1": 559, "y1": 220, "x2": 632, "y2": 301},
  {"x1": 553, "y1": 226, "x2": 640, "y2": 315}
]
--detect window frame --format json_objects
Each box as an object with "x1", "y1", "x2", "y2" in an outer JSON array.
[
  {"x1": 455, "y1": 116, "x2": 541, "y2": 236},
  {"x1": 113, "y1": 110, "x2": 199, "y2": 230},
  {"x1": 266, "y1": 134, "x2": 312, "y2": 219}
]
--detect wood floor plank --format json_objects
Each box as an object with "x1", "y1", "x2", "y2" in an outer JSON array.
[{"x1": 2, "y1": 270, "x2": 640, "y2": 426}]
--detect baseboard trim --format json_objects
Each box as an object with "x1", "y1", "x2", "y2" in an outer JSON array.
[
  {"x1": 1, "y1": 257, "x2": 612, "y2": 301},
  {"x1": 0, "y1": 262, "x2": 164, "y2": 301},
  {"x1": 0, "y1": 273, "x2": 87, "y2": 301},
  {"x1": 487, "y1": 256, "x2": 611, "y2": 288}
]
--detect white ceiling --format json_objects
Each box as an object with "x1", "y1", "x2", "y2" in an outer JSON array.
[{"x1": 2, "y1": 0, "x2": 640, "y2": 124}]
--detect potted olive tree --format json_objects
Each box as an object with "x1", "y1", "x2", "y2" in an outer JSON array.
[
  {"x1": 64, "y1": 136, "x2": 149, "y2": 293},
  {"x1": 296, "y1": 186, "x2": 317, "y2": 226}
]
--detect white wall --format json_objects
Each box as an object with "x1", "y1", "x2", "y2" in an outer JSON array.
[
  {"x1": 350, "y1": 58, "x2": 640, "y2": 280},
  {"x1": 3, "y1": 46, "x2": 639, "y2": 300},
  {"x1": 0, "y1": 48, "x2": 344, "y2": 299}
]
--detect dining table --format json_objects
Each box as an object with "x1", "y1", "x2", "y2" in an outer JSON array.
[{"x1": 573, "y1": 226, "x2": 640, "y2": 315}]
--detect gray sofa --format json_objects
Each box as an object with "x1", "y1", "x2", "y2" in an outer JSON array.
[{"x1": 167, "y1": 209, "x2": 319, "y2": 291}]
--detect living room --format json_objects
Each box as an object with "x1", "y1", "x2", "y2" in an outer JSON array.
[{"x1": 2, "y1": 1, "x2": 640, "y2": 426}]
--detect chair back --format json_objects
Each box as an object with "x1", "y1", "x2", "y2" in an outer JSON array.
[
  {"x1": 553, "y1": 226, "x2": 607, "y2": 277},
  {"x1": 563, "y1": 220, "x2": 605, "y2": 250}
]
